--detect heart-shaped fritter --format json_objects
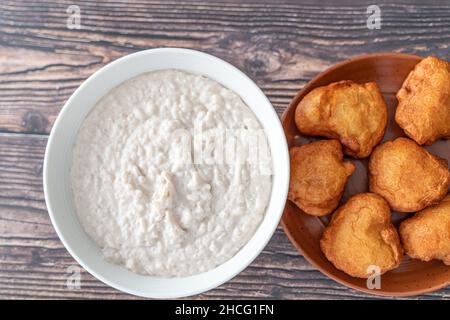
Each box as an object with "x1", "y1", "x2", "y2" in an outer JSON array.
[{"x1": 320, "y1": 193, "x2": 403, "y2": 278}]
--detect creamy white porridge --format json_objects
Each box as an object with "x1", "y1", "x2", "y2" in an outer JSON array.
[{"x1": 71, "y1": 70, "x2": 272, "y2": 277}]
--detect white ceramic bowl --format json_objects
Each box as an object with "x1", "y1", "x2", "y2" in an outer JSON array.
[{"x1": 44, "y1": 48, "x2": 289, "y2": 298}]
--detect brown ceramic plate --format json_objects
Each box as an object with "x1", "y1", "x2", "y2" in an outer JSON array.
[{"x1": 281, "y1": 52, "x2": 450, "y2": 297}]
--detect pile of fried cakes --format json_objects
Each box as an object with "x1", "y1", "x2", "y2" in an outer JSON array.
[{"x1": 288, "y1": 56, "x2": 450, "y2": 278}]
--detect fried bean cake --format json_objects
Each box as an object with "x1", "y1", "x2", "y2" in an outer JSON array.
[
  {"x1": 369, "y1": 137, "x2": 450, "y2": 213},
  {"x1": 396, "y1": 56, "x2": 450, "y2": 145},
  {"x1": 288, "y1": 140, "x2": 355, "y2": 216},
  {"x1": 320, "y1": 193, "x2": 403, "y2": 278},
  {"x1": 295, "y1": 80, "x2": 387, "y2": 158},
  {"x1": 400, "y1": 195, "x2": 450, "y2": 265}
]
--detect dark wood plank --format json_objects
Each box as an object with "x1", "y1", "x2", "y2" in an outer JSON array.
[
  {"x1": 0, "y1": 133, "x2": 449, "y2": 299},
  {"x1": 0, "y1": 0, "x2": 449, "y2": 133}
]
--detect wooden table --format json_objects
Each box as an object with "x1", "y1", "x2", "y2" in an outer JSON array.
[{"x1": 1, "y1": 0, "x2": 449, "y2": 300}]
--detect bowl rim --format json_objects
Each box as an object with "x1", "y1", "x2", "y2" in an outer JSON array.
[
  {"x1": 281, "y1": 52, "x2": 450, "y2": 297},
  {"x1": 43, "y1": 47, "x2": 290, "y2": 298}
]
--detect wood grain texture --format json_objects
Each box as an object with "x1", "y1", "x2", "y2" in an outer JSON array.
[{"x1": 0, "y1": 0, "x2": 449, "y2": 299}]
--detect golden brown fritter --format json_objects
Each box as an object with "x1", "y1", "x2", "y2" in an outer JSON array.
[
  {"x1": 400, "y1": 195, "x2": 450, "y2": 265},
  {"x1": 369, "y1": 137, "x2": 450, "y2": 213},
  {"x1": 295, "y1": 80, "x2": 387, "y2": 158},
  {"x1": 395, "y1": 56, "x2": 450, "y2": 145},
  {"x1": 288, "y1": 140, "x2": 355, "y2": 216},
  {"x1": 320, "y1": 193, "x2": 403, "y2": 278}
]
